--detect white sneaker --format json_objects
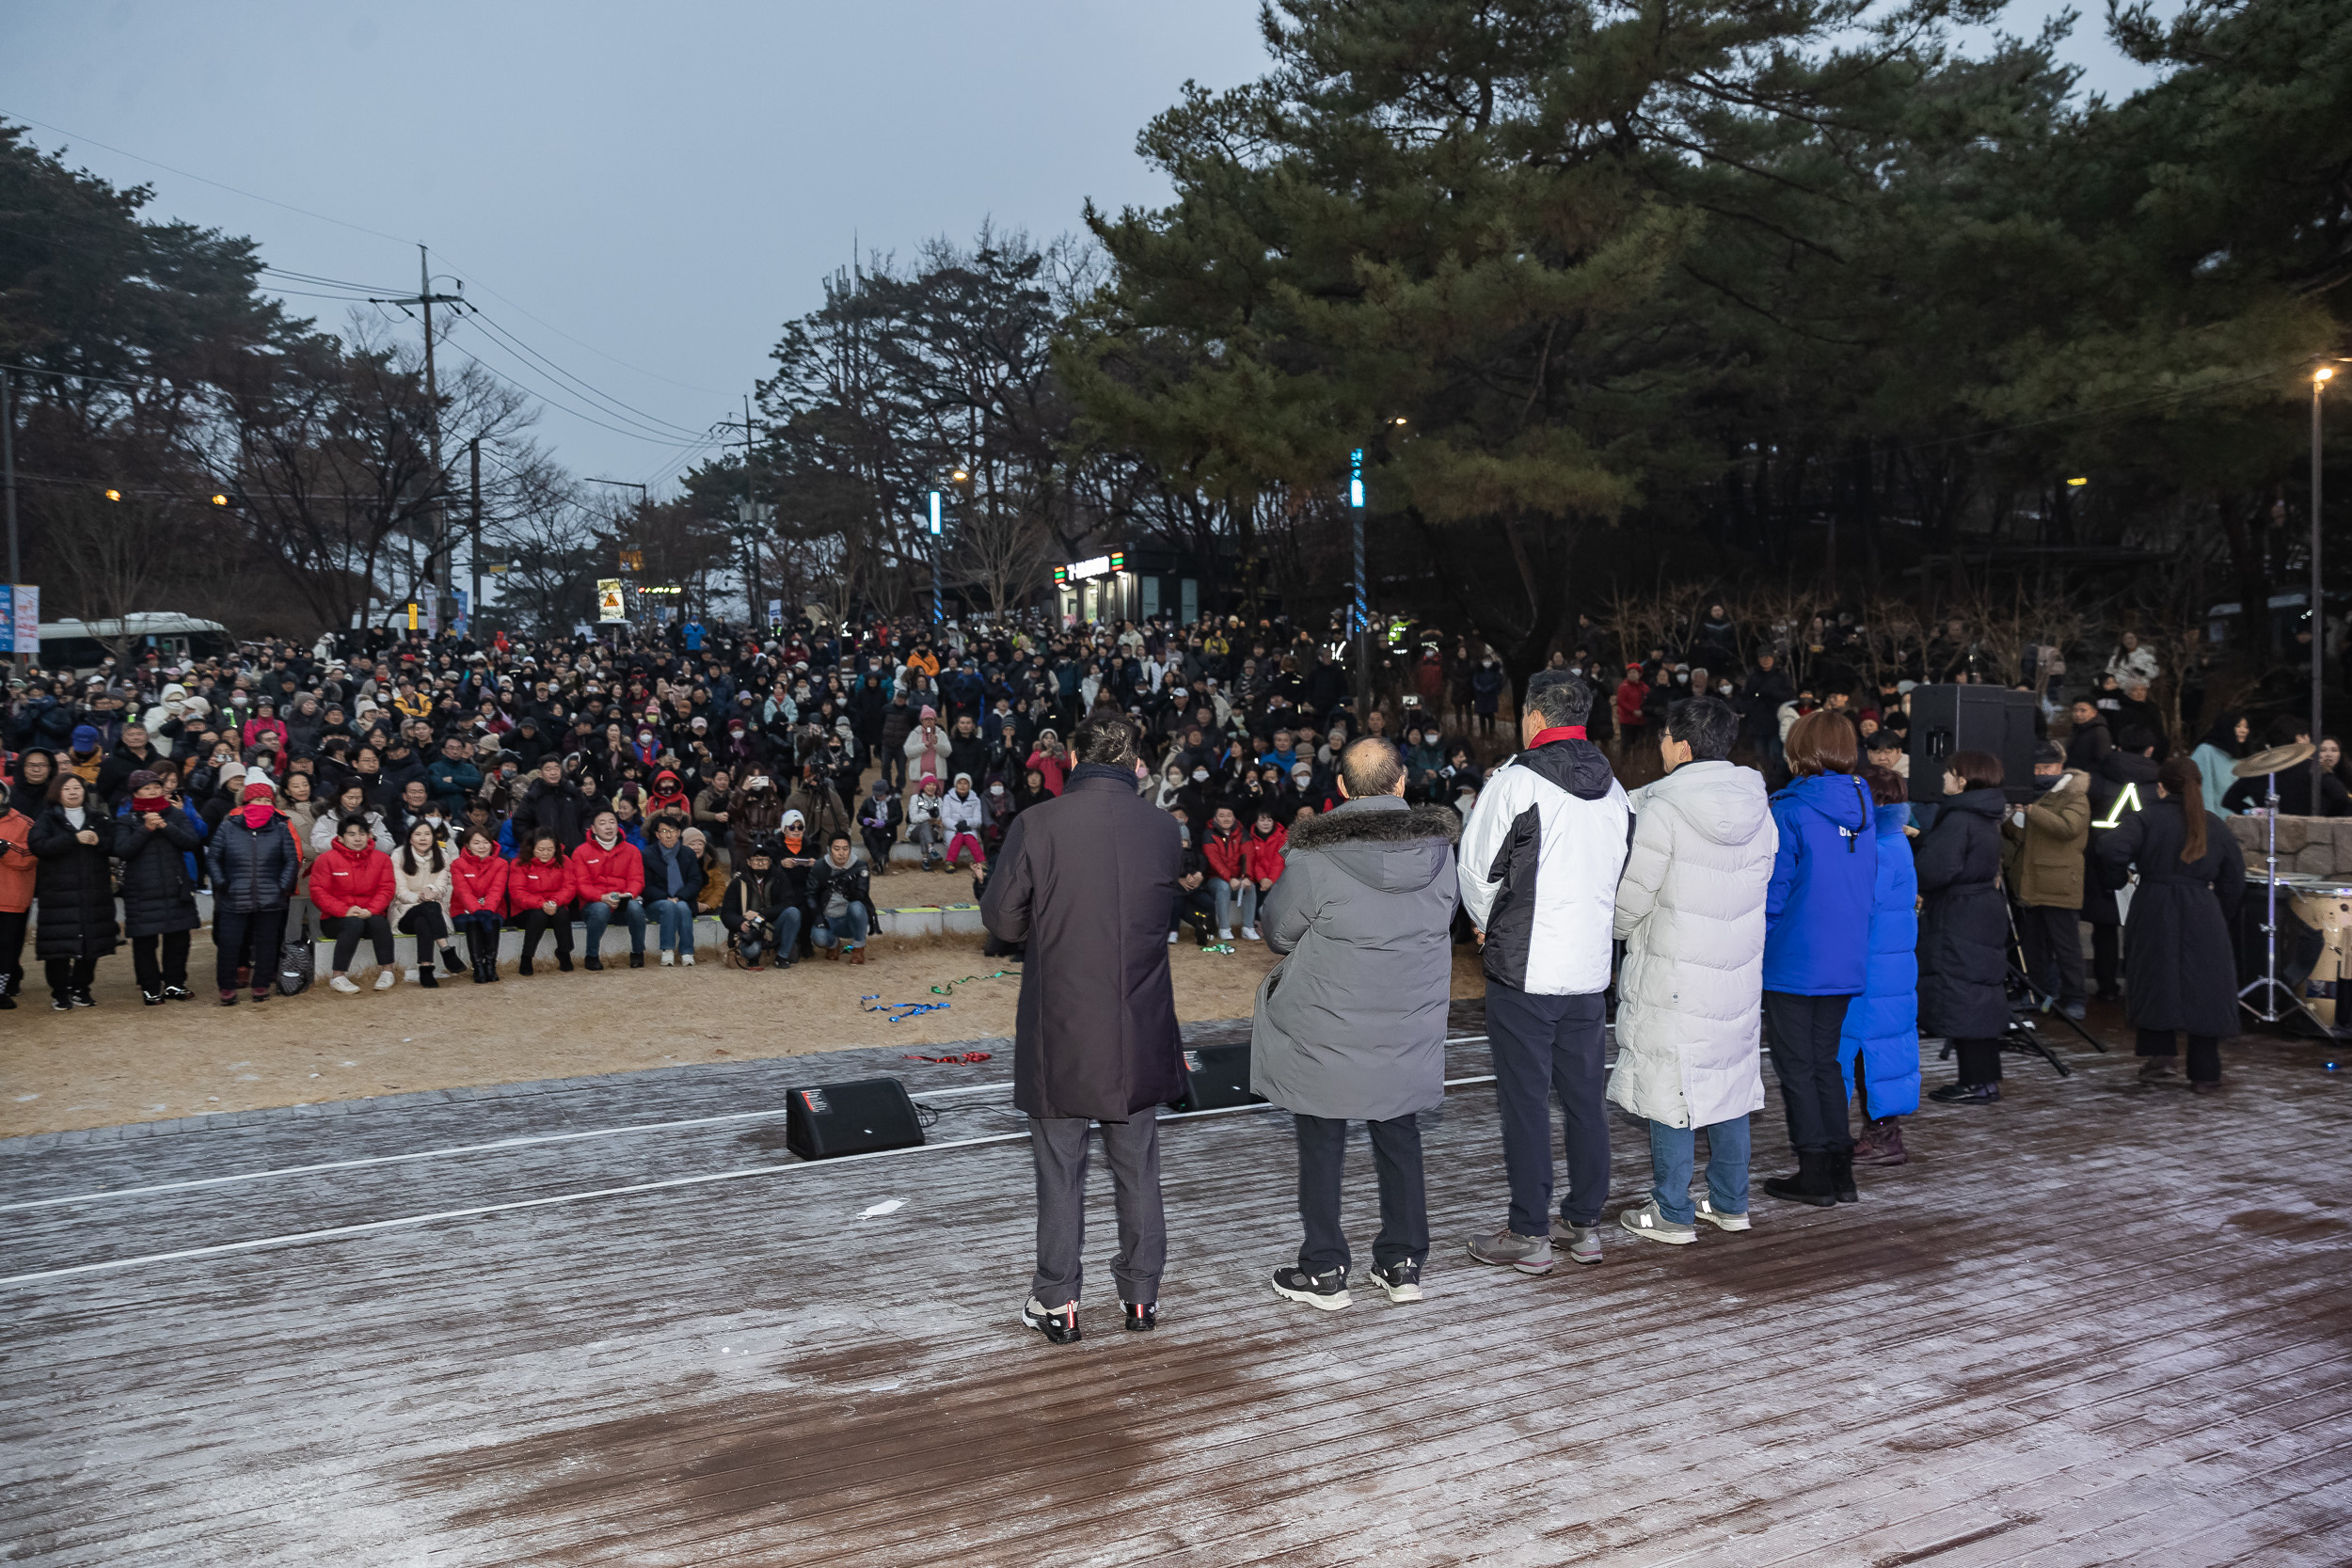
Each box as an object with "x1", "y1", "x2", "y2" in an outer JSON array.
[
  {"x1": 1217, "y1": 927, "x2": 1233, "y2": 942},
  {"x1": 680, "y1": 953, "x2": 695, "y2": 967},
  {"x1": 373, "y1": 969, "x2": 397, "y2": 990},
  {"x1": 1242, "y1": 926, "x2": 1261, "y2": 942},
  {"x1": 660, "y1": 951, "x2": 675, "y2": 967},
  {"x1": 328, "y1": 974, "x2": 360, "y2": 994},
  {"x1": 1695, "y1": 1198, "x2": 1752, "y2": 1232},
  {"x1": 1617, "y1": 1198, "x2": 1698, "y2": 1245}
]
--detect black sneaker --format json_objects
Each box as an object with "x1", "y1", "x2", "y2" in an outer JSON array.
[
  {"x1": 1020, "y1": 1297, "x2": 1082, "y2": 1345},
  {"x1": 1123, "y1": 1302, "x2": 1157, "y2": 1332},
  {"x1": 628, "y1": 952, "x2": 644, "y2": 970},
  {"x1": 161, "y1": 985, "x2": 194, "y2": 1002},
  {"x1": 583, "y1": 955, "x2": 604, "y2": 972},
  {"x1": 1269, "y1": 1265, "x2": 1352, "y2": 1311},
  {"x1": 51, "y1": 996, "x2": 73, "y2": 1011},
  {"x1": 556, "y1": 955, "x2": 574, "y2": 974},
  {"x1": 1363, "y1": 1260, "x2": 1423, "y2": 1303},
  {"x1": 141, "y1": 990, "x2": 165, "y2": 1006},
  {"x1": 71, "y1": 990, "x2": 95, "y2": 1008},
  {"x1": 1928, "y1": 1081, "x2": 2001, "y2": 1104}
]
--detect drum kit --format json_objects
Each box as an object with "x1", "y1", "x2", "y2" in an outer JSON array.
[{"x1": 2233, "y1": 741, "x2": 2352, "y2": 1034}]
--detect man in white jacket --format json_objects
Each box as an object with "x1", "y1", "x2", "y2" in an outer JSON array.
[
  {"x1": 1607, "y1": 696, "x2": 1778, "y2": 1244},
  {"x1": 1459, "y1": 669, "x2": 1630, "y2": 1274}
]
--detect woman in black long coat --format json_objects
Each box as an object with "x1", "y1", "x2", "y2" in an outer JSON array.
[
  {"x1": 1917, "y1": 750, "x2": 2015, "y2": 1103},
  {"x1": 113, "y1": 770, "x2": 205, "y2": 1004},
  {"x1": 28, "y1": 773, "x2": 119, "y2": 1010},
  {"x1": 2098, "y1": 754, "x2": 2246, "y2": 1091}
]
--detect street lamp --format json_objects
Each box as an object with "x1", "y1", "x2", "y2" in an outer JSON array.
[{"x1": 2312, "y1": 367, "x2": 2333, "y2": 808}]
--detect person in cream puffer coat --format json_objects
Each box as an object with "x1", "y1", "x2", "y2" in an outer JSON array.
[{"x1": 1606, "y1": 697, "x2": 1778, "y2": 1241}]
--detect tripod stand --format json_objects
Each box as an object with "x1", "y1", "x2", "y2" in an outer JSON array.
[
  {"x1": 2004, "y1": 897, "x2": 2106, "y2": 1054},
  {"x1": 2233, "y1": 760, "x2": 2338, "y2": 1037}
]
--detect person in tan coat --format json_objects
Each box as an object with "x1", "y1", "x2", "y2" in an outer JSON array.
[{"x1": 2001, "y1": 740, "x2": 2091, "y2": 1020}]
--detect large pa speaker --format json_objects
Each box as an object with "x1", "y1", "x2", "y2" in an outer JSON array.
[
  {"x1": 1169, "y1": 1042, "x2": 1266, "y2": 1114},
  {"x1": 785, "y1": 1078, "x2": 925, "y2": 1159},
  {"x1": 1905, "y1": 685, "x2": 2039, "y2": 804}
]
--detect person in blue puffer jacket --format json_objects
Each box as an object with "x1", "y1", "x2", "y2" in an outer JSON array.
[
  {"x1": 1840, "y1": 763, "x2": 1921, "y2": 1168},
  {"x1": 1759, "y1": 709, "x2": 1878, "y2": 1209}
]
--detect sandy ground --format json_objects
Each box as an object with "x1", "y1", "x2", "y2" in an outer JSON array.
[{"x1": 0, "y1": 864, "x2": 1489, "y2": 1138}]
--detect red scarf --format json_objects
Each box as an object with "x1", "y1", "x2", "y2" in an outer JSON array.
[
  {"x1": 1530, "y1": 725, "x2": 1588, "y2": 747},
  {"x1": 242, "y1": 803, "x2": 277, "y2": 829}
]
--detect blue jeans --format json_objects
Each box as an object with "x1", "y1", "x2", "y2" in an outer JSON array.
[
  {"x1": 650, "y1": 897, "x2": 695, "y2": 955},
  {"x1": 1646, "y1": 1116, "x2": 1752, "y2": 1224},
  {"x1": 812, "y1": 902, "x2": 868, "y2": 952},
  {"x1": 583, "y1": 895, "x2": 646, "y2": 957},
  {"x1": 736, "y1": 907, "x2": 803, "y2": 965},
  {"x1": 1212, "y1": 879, "x2": 1257, "y2": 933}
]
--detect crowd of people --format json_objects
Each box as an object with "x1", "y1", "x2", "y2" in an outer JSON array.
[
  {"x1": 0, "y1": 609, "x2": 1522, "y2": 1010},
  {"x1": 0, "y1": 603, "x2": 2285, "y2": 1332}
]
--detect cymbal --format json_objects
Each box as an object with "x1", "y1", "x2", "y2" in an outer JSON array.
[{"x1": 2235, "y1": 740, "x2": 2315, "y2": 777}]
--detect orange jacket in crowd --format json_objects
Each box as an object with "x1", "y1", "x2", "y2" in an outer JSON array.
[{"x1": 0, "y1": 807, "x2": 33, "y2": 914}]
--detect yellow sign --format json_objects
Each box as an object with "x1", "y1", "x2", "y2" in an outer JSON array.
[{"x1": 596, "y1": 578, "x2": 627, "y2": 623}]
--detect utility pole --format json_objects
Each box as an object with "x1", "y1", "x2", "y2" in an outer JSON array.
[
  {"x1": 369, "y1": 249, "x2": 462, "y2": 640},
  {"x1": 742, "y1": 394, "x2": 762, "y2": 627},
  {"x1": 2, "y1": 369, "x2": 17, "y2": 585},
  {"x1": 469, "y1": 436, "x2": 482, "y2": 641}
]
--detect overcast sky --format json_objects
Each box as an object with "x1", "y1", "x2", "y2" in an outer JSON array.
[{"x1": 3, "y1": 1, "x2": 2174, "y2": 497}]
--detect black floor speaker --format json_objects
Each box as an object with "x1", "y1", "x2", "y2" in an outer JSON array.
[
  {"x1": 1169, "y1": 1042, "x2": 1266, "y2": 1113},
  {"x1": 1905, "y1": 684, "x2": 2039, "y2": 803},
  {"x1": 785, "y1": 1077, "x2": 925, "y2": 1159}
]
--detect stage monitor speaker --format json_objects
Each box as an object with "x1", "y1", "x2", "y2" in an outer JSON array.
[
  {"x1": 785, "y1": 1077, "x2": 925, "y2": 1160},
  {"x1": 1169, "y1": 1043, "x2": 1265, "y2": 1114},
  {"x1": 1905, "y1": 684, "x2": 2039, "y2": 803}
]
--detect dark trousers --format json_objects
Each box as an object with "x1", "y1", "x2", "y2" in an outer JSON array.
[
  {"x1": 2137, "y1": 1028, "x2": 2222, "y2": 1083},
  {"x1": 1294, "y1": 1111, "x2": 1427, "y2": 1274},
  {"x1": 214, "y1": 907, "x2": 287, "y2": 995},
  {"x1": 860, "y1": 826, "x2": 895, "y2": 871},
  {"x1": 131, "y1": 929, "x2": 193, "y2": 992},
  {"x1": 2016, "y1": 903, "x2": 2086, "y2": 1007},
  {"x1": 1486, "y1": 981, "x2": 1610, "y2": 1232},
  {"x1": 326, "y1": 911, "x2": 394, "y2": 972},
  {"x1": 43, "y1": 955, "x2": 98, "y2": 1002},
  {"x1": 0, "y1": 909, "x2": 27, "y2": 997},
  {"x1": 519, "y1": 905, "x2": 576, "y2": 961},
  {"x1": 2090, "y1": 921, "x2": 2122, "y2": 999},
  {"x1": 1952, "y1": 1037, "x2": 2005, "y2": 1085},
  {"x1": 1763, "y1": 990, "x2": 1856, "y2": 1155},
  {"x1": 1169, "y1": 886, "x2": 1214, "y2": 940},
  {"x1": 396, "y1": 902, "x2": 451, "y2": 963},
  {"x1": 1027, "y1": 1113, "x2": 1166, "y2": 1309}
]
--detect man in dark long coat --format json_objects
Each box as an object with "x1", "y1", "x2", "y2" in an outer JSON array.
[{"x1": 979, "y1": 713, "x2": 1184, "y2": 1344}]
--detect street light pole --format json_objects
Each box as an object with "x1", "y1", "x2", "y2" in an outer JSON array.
[
  {"x1": 2313, "y1": 367, "x2": 2331, "y2": 808},
  {"x1": 929, "y1": 489, "x2": 945, "y2": 626},
  {"x1": 1349, "y1": 446, "x2": 1369, "y2": 719}
]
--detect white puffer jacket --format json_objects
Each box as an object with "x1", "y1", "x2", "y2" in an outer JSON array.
[
  {"x1": 1607, "y1": 760, "x2": 1778, "y2": 1129},
  {"x1": 389, "y1": 851, "x2": 453, "y2": 931}
]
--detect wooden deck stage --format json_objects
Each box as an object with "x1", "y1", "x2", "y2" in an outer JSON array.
[{"x1": 4, "y1": 1002, "x2": 2349, "y2": 1565}]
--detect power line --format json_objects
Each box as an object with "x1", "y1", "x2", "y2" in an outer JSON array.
[
  {"x1": 1, "y1": 110, "x2": 416, "y2": 245},
  {"x1": 458, "y1": 307, "x2": 715, "y2": 439}
]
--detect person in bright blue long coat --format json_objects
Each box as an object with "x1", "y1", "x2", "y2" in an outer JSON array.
[{"x1": 1840, "y1": 779, "x2": 1921, "y2": 1164}]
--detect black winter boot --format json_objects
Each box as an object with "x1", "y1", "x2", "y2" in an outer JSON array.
[
  {"x1": 1762, "y1": 1150, "x2": 1838, "y2": 1208},
  {"x1": 1830, "y1": 1149, "x2": 1859, "y2": 1204}
]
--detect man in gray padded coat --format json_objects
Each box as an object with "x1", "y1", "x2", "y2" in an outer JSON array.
[{"x1": 1252, "y1": 736, "x2": 1462, "y2": 1311}]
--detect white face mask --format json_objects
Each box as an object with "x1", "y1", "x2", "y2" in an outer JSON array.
[
  {"x1": 1192, "y1": 768, "x2": 1209, "y2": 782},
  {"x1": 989, "y1": 784, "x2": 1004, "y2": 796}
]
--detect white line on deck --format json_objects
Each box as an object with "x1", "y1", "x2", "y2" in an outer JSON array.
[
  {"x1": 0, "y1": 1037, "x2": 1492, "y2": 1215},
  {"x1": 0, "y1": 1073, "x2": 1502, "y2": 1288}
]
